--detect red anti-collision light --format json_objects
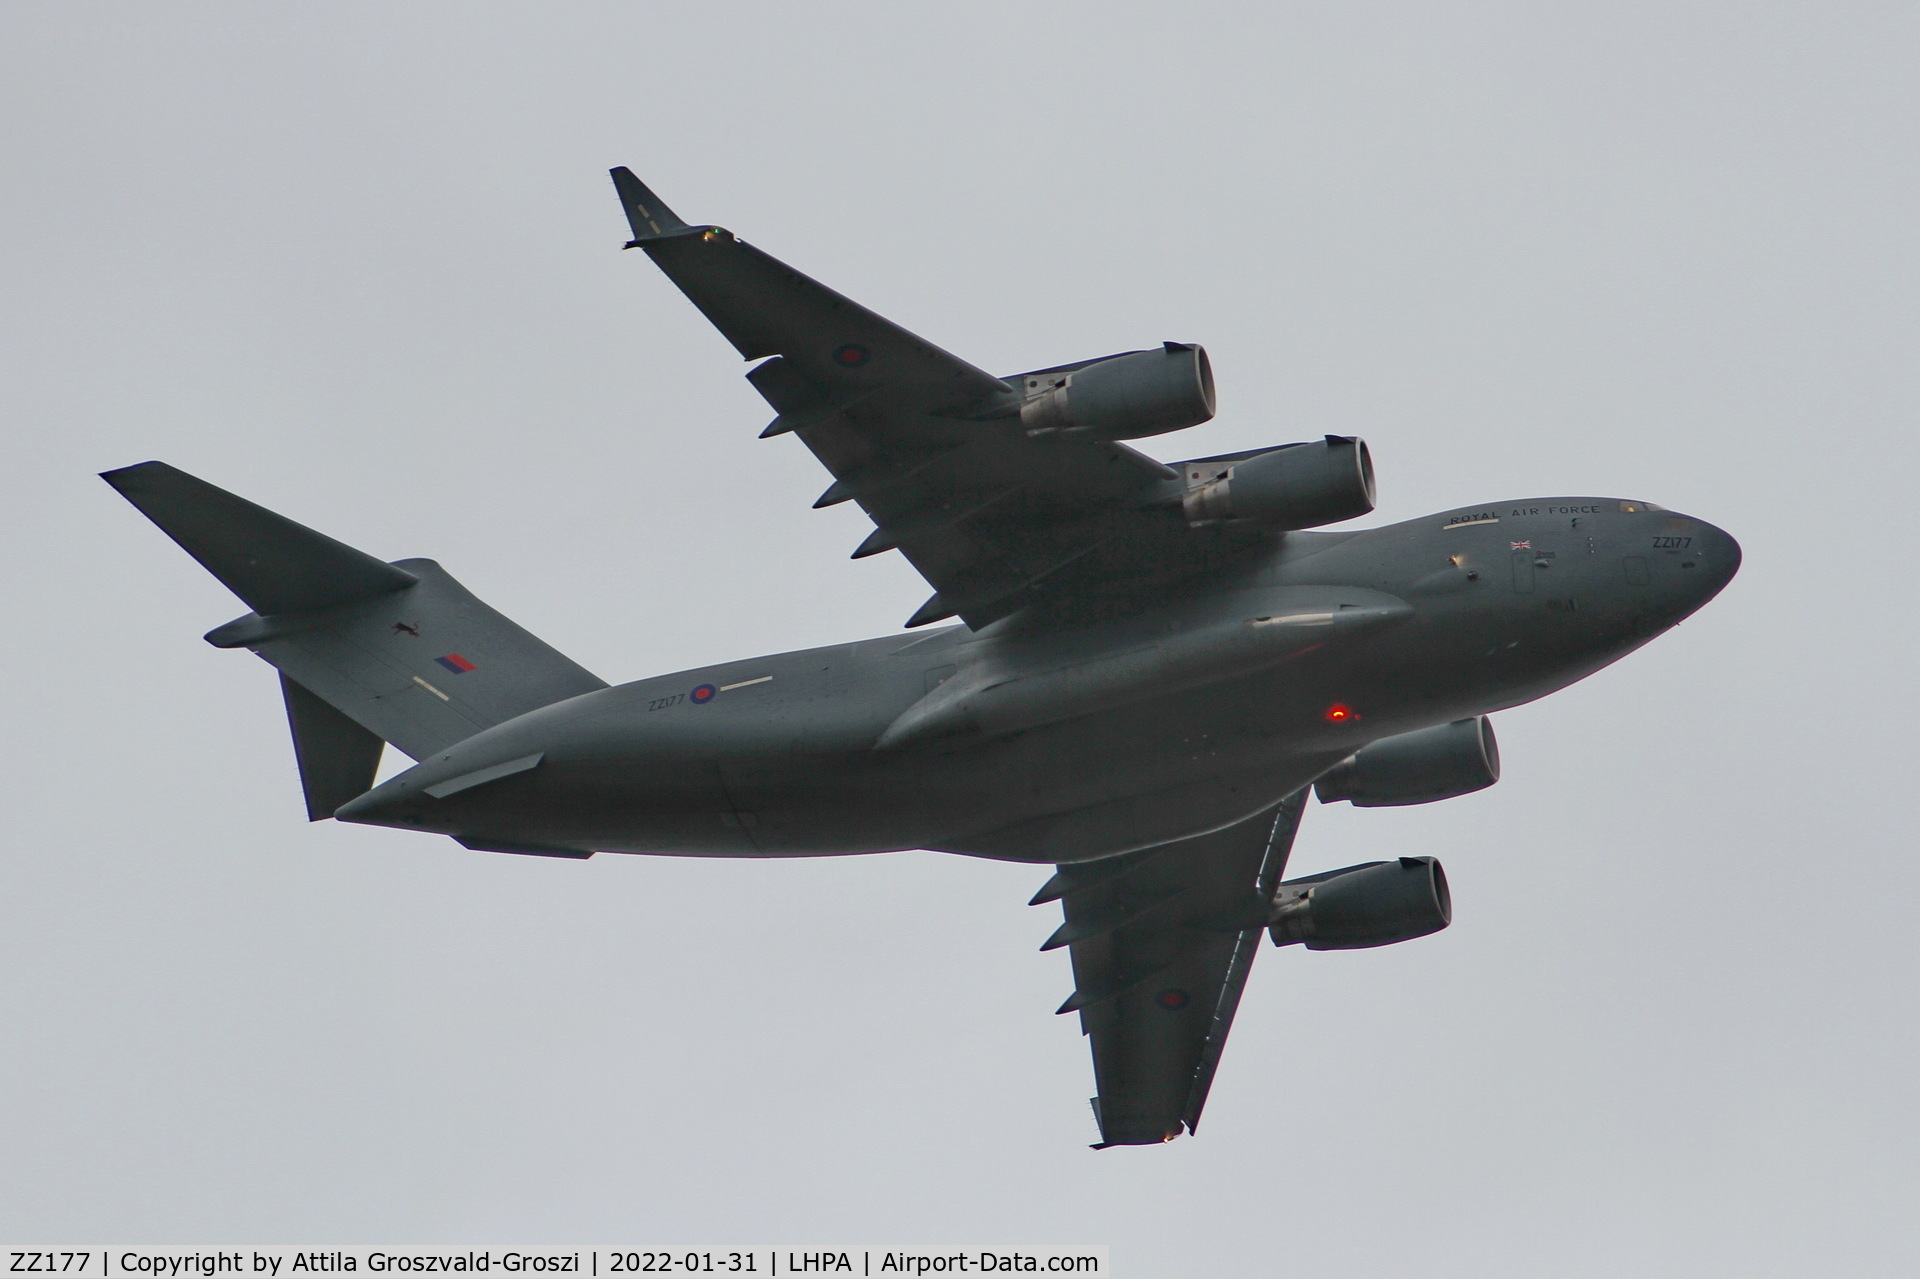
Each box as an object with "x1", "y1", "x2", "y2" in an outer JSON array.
[{"x1": 1324, "y1": 703, "x2": 1359, "y2": 723}]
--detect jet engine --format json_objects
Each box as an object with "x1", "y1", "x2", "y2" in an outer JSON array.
[
  {"x1": 1019, "y1": 343, "x2": 1216, "y2": 440},
  {"x1": 1314, "y1": 716, "x2": 1500, "y2": 807},
  {"x1": 1182, "y1": 436, "x2": 1376, "y2": 530},
  {"x1": 1268, "y1": 856, "x2": 1452, "y2": 950}
]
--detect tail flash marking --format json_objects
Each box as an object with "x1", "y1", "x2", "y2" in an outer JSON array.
[{"x1": 412, "y1": 676, "x2": 450, "y2": 701}]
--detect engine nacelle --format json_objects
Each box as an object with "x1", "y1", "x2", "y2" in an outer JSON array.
[
  {"x1": 1314, "y1": 716, "x2": 1500, "y2": 808},
  {"x1": 1268, "y1": 856, "x2": 1452, "y2": 950},
  {"x1": 1183, "y1": 436, "x2": 1376, "y2": 530},
  {"x1": 1019, "y1": 343, "x2": 1216, "y2": 440}
]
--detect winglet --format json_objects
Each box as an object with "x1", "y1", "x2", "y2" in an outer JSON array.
[{"x1": 609, "y1": 167, "x2": 690, "y2": 246}]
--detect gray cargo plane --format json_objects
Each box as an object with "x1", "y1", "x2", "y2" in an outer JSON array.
[{"x1": 104, "y1": 168, "x2": 1739, "y2": 1147}]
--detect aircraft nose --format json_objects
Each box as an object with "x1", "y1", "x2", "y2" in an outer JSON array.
[
  {"x1": 1685, "y1": 516, "x2": 1742, "y2": 600},
  {"x1": 1650, "y1": 513, "x2": 1740, "y2": 623}
]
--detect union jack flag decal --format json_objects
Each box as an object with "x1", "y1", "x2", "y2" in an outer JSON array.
[{"x1": 1510, "y1": 540, "x2": 1533, "y2": 551}]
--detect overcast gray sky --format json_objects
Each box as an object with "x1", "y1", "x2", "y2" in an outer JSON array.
[{"x1": 3, "y1": 2, "x2": 1916, "y2": 1273}]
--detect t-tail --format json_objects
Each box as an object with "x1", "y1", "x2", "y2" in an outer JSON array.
[{"x1": 103, "y1": 462, "x2": 608, "y2": 820}]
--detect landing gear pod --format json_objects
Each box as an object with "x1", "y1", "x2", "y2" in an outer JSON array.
[
  {"x1": 1019, "y1": 343, "x2": 1216, "y2": 440},
  {"x1": 1315, "y1": 716, "x2": 1500, "y2": 807},
  {"x1": 1268, "y1": 856, "x2": 1452, "y2": 950},
  {"x1": 1183, "y1": 435, "x2": 1376, "y2": 530}
]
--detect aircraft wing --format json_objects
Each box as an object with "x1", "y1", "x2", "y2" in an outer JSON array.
[
  {"x1": 612, "y1": 168, "x2": 1248, "y2": 630},
  {"x1": 1031, "y1": 790, "x2": 1307, "y2": 1147}
]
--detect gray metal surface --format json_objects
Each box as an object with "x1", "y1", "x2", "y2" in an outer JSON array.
[
  {"x1": 1045, "y1": 790, "x2": 1308, "y2": 1147},
  {"x1": 103, "y1": 173, "x2": 1742, "y2": 1147}
]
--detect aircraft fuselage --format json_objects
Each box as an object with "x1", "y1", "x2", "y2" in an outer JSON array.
[{"x1": 336, "y1": 496, "x2": 1738, "y2": 863}]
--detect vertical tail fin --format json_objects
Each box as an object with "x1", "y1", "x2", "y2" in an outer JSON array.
[
  {"x1": 105, "y1": 462, "x2": 609, "y2": 812},
  {"x1": 280, "y1": 673, "x2": 385, "y2": 820}
]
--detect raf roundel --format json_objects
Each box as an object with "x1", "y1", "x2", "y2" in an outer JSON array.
[
  {"x1": 832, "y1": 342, "x2": 871, "y2": 368},
  {"x1": 690, "y1": 683, "x2": 718, "y2": 704},
  {"x1": 1154, "y1": 988, "x2": 1192, "y2": 1012}
]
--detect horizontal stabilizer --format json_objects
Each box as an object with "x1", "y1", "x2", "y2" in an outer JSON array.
[{"x1": 103, "y1": 461, "x2": 416, "y2": 616}]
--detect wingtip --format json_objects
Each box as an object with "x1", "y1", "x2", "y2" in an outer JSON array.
[
  {"x1": 100, "y1": 460, "x2": 168, "y2": 487},
  {"x1": 608, "y1": 165, "x2": 689, "y2": 242}
]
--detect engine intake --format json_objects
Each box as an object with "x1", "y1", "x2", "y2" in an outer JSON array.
[
  {"x1": 1183, "y1": 436, "x2": 1376, "y2": 530},
  {"x1": 1315, "y1": 716, "x2": 1500, "y2": 807},
  {"x1": 1268, "y1": 856, "x2": 1452, "y2": 950},
  {"x1": 1019, "y1": 343, "x2": 1216, "y2": 440}
]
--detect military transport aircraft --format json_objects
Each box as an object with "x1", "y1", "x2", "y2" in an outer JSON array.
[{"x1": 104, "y1": 168, "x2": 1739, "y2": 1148}]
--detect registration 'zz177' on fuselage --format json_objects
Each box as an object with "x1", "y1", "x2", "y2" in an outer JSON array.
[{"x1": 102, "y1": 168, "x2": 1739, "y2": 1149}]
